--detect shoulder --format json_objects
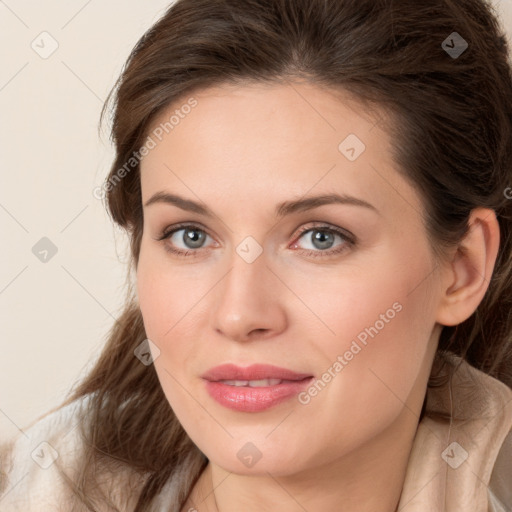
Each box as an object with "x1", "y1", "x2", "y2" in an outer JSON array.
[
  {"x1": 488, "y1": 427, "x2": 512, "y2": 512},
  {"x1": 0, "y1": 396, "x2": 90, "y2": 511}
]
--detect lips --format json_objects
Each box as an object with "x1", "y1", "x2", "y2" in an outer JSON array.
[
  {"x1": 201, "y1": 364, "x2": 314, "y2": 412},
  {"x1": 201, "y1": 363, "x2": 313, "y2": 382}
]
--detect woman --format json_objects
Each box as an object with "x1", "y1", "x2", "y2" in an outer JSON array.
[{"x1": 1, "y1": 0, "x2": 512, "y2": 510}]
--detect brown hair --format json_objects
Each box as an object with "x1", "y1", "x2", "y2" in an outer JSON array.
[{"x1": 6, "y1": 0, "x2": 512, "y2": 510}]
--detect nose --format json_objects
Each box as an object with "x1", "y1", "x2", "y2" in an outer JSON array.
[{"x1": 212, "y1": 248, "x2": 287, "y2": 343}]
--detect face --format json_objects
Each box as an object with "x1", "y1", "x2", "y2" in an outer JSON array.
[{"x1": 136, "y1": 82, "x2": 443, "y2": 476}]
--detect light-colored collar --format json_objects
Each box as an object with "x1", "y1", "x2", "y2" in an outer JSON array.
[{"x1": 397, "y1": 352, "x2": 512, "y2": 511}]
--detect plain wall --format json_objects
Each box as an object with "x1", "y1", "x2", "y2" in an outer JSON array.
[{"x1": 1, "y1": 0, "x2": 512, "y2": 440}]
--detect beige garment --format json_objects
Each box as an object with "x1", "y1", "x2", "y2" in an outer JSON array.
[
  {"x1": 396, "y1": 353, "x2": 512, "y2": 512},
  {"x1": 1, "y1": 353, "x2": 511, "y2": 511}
]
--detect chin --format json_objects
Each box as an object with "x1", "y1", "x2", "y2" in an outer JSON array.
[{"x1": 201, "y1": 437, "x2": 309, "y2": 476}]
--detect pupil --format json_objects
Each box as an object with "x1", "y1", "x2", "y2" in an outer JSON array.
[
  {"x1": 313, "y1": 230, "x2": 334, "y2": 249},
  {"x1": 184, "y1": 229, "x2": 204, "y2": 248}
]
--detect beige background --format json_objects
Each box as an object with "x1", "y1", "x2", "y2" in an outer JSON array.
[{"x1": 1, "y1": 0, "x2": 512, "y2": 440}]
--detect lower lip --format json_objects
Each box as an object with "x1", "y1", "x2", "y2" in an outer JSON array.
[{"x1": 204, "y1": 378, "x2": 313, "y2": 412}]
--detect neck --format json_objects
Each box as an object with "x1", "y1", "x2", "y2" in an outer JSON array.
[{"x1": 184, "y1": 404, "x2": 418, "y2": 512}]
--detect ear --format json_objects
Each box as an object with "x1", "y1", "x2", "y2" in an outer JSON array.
[{"x1": 435, "y1": 208, "x2": 500, "y2": 326}]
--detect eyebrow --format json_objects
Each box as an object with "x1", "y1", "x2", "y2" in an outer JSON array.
[{"x1": 144, "y1": 191, "x2": 379, "y2": 217}]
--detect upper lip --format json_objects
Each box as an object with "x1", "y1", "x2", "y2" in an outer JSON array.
[{"x1": 201, "y1": 364, "x2": 313, "y2": 382}]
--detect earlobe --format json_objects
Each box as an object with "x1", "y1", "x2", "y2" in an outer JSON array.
[{"x1": 435, "y1": 208, "x2": 500, "y2": 327}]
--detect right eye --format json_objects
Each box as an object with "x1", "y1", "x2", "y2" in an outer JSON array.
[{"x1": 157, "y1": 223, "x2": 217, "y2": 257}]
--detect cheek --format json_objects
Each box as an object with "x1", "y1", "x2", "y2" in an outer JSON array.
[
  {"x1": 136, "y1": 260, "x2": 169, "y2": 340},
  {"x1": 136, "y1": 257, "x2": 199, "y2": 409},
  {"x1": 136, "y1": 241, "x2": 202, "y2": 340},
  {"x1": 296, "y1": 238, "x2": 435, "y2": 347},
  {"x1": 135, "y1": 245, "x2": 217, "y2": 386},
  {"x1": 304, "y1": 244, "x2": 437, "y2": 415}
]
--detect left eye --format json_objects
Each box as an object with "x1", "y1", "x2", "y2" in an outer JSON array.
[{"x1": 294, "y1": 227, "x2": 347, "y2": 251}]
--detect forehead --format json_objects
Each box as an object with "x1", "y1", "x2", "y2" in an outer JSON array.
[
  {"x1": 139, "y1": 82, "x2": 423, "y2": 221},
  {"x1": 146, "y1": 81, "x2": 383, "y2": 149}
]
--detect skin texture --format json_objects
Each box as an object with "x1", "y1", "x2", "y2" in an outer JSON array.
[{"x1": 135, "y1": 82, "x2": 500, "y2": 512}]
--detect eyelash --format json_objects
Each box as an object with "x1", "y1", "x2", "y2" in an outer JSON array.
[{"x1": 156, "y1": 222, "x2": 356, "y2": 259}]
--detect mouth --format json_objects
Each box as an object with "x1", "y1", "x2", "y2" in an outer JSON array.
[
  {"x1": 217, "y1": 378, "x2": 299, "y2": 387},
  {"x1": 201, "y1": 363, "x2": 313, "y2": 382},
  {"x1": 201, "y1": 364, "x2": 314, "y2": 412}
]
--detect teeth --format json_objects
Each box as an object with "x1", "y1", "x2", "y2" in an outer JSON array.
[{"x1": 221, "y1": 378, "x2": 283, "y2": 387}]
